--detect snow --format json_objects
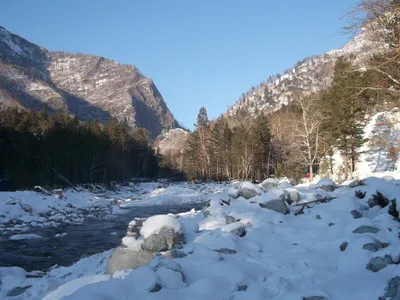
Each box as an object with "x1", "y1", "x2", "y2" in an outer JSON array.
[
  {"x1": 140, "y1": 215, "x2": 183, "y2": 238},
  {"x1": 0, "y1": 182, "x2": 214, "y2": 238},
  {"x1": 8, "y1": 233, "x2": 43, "y2": 240},
  {"x1": 1, "y1": 176, "x2": 400, "y2": 299},
  {"x1": 315, "y1": 178, "x2": 337, "y2": 187}
]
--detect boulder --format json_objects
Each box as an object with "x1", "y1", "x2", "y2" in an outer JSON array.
[
  {"x1": 163, "y1": 249, "x2": 188, "y2": 259},
  {"x1": 340, "y1": 242, "x2": 348, "y2": 251},
  {"x1": 106, "y1": 248, "x2": 154, "y2": 274},
  {"x1": 363, "y1": 240, "x2": 383, "y2": 252},
  {"x1": 366, "y1": 255, "x2": 395, "y2": 272},
  {"x1": 261, "y1": 178, "x2": 279, "y2": 191},
  {"x1": 221, "y1": 222, "x2": 246, "y2": 237},
  {"x1": 142, "y1": 227, "x2": 184, "y2": 252},
  {"x1": 353, "y1": 226, "x2": 380, "y2": 234},
  {"x1": 278, "y1": 181, "x2": 293, "y2": 189},
  {"x1": 20, "y1": 203, "x2": 33, "y2": 214},
  {"x1": 225, "y1": 215, "x2": 237, "y2": 224},
  {"x1": 381, "y1": 277, "x2": 400, "y2": 299},
  {"x1": 351, "y1": 210, "x2": 363, "y2": 219},
  {"x1": 126, "y1": 219, "x2": 144, "y2": 238},
  {"x1": 315, "y1": 178, "x2": 338, "y2": 192},
  {"x1": 6, "y1": 286, "x2": 32, "y2": 297},
  {"x1": 149, "y1": 257, "x2": 186, "y2": 289},
  {"x1": 259, "y1": 196, "x2": 289, "y2": 215},
  {"x1": 286, "y1": 188, "x2": 300, "y2": 203},
  {"x1": 238, "y1": 182, "x2": 263, "y2": 199},
  {"x1": 348, "y1": 180, "x2": 365, "y2": 188},
  {"x1": 228, "y1": 188, "x2": 240, "y2": 199}
]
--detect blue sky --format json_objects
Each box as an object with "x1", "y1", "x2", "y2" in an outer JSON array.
[{"x1": 0, "y1": 0, "x2": 358, "y2": 129}]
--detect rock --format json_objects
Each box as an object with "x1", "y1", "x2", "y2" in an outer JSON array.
[
  {"x1": 259, "y1": 196, "x2": 289, "y2": 215},
  {"x1": 351, "y1": 210, "x2": 363, "y2": 219},
  {"x1": 316, "y1": 215, "x2": 322, "y2": 220},
  {"x1": 19, "y1": 203, "x2": 32, "y2": 214},
  {"x1": 215, "y1": 248, "x2": 237, "y2": 254},
  {"x1": 52, "y1": 189, "x2": 64, "y2": 199},
  {"x1": 150, "y1": 283, "x2": 162, "y2": 293},
  {"x1": 348, "y1": 180, "x2": 365, "y2": 188},
  {"x1": 237, "y1": 284, "x2": 248, "y2": 291},
  {"x1": 318, "y1": 185, "x2": 337, "y2": 192},
  {"x1": 6, "y1": 286, "x2": 32, "y2": 297},
  {"x1": 221, "y1": 222, "x2": 246, "y2": 237},
  {"x1": 142, "y1": 227, "x2": 184, "y2": 252},
  {"x1": 353, "y1": 226, "x2": 380, "y2": 234},
  {"x1": 150, "y1": 257, "x2": 186, "y2": 289},
  {"x1": 286, "y1": 188, "x2": 300, "y2": 203},
  {"x1": 368, "y1": 191, "x2": 390, "y2": 208},
  {"x1": 225, "y1": 215, "x2": 237, "y2": 224},
  {"x1": 340, "y1": 242, "x2": 348, "y2": 251},
  {"x1": 278, "y1": 181, "x2": 293, "y2": 189},
  {"x1": 366, "y1": 255, "x2": 395, "y2": 272},
  {"x1": 6, "y1": 198, "x2": 21, "y2": 205},
  {"x1": 381, "y1": 277, "x2": 400, "y2": 299},
  {"x1": 261, "y1": 178, "x2": 279, "y2": 191},
  {"x1": 228, "y1": 188, "x2": 240, "y2": 199},
  {"x1": 363, "y1": 240, "x2": 383, "y2": 252},
  {"x1": 106, "y1": 248, "x2": 154, "y2": 274},
  {"x1": 238, "y1": 182, "x2": 263, "y2": 199},
  {"x1": 355, "y1": 190, "x2": 367, "y2": 199},
  {"x1": 127, "y1": 219, "x2": 143, "y2": 237},
  {"x1": 66, "y1": 203, "x2": 74, "y2": 208},
  {"x1": 315, "y1": 178, "x2": 338, "y2": 192},
  {"x1": 163, "y1": 249, "x2": 188, "y2": 259}
]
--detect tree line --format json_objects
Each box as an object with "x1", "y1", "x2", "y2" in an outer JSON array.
[
  {"x1": 181, "y1": 0, "x2": 400, "y2": 183},
  {"x1": 0, "y1": 107, "x2": 161, "y2": 190}
]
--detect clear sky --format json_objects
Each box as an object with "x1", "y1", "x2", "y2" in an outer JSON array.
[{"x1": 0, "y1": 0, "x2": 358, "y2": 129}]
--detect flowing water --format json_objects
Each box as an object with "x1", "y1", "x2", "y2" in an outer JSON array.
[{"x1": 0, "y1": 202, "x2": 206, "y2": 272}]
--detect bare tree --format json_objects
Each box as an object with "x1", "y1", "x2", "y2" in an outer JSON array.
[
  {"x1": 343, "y1": 0, "x2": 400, "y2": 95},
  {"x1": 343, "y1": 0, "x2": 400, "y2": 48},
  {"x1": 287, "y1": 93, "x2": 324, "y2": 181}
]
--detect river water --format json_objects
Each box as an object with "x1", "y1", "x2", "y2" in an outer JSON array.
[{"x1": 0, "y1": 202, "x2": 206, "y2": 272}]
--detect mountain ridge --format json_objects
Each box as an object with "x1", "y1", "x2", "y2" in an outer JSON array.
[
  {"x1": 0, "y1": 26, "x2": 179, "y2": 138},
  {"x1": 225, "y1": 30, "x2": 383, "y2": 119}
]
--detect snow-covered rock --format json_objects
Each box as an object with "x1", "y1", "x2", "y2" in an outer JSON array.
[
  {"x1": 139, "y1": 215, "x2": 184, "y2": 252},
  {"x1": 237, "y1": 182, "x2": 263, "y2": 199},
  {"x1": 221, "y1": 222, "x2": 246, "y2": 237},
  {"x1": 286, "y1": 188, "x2": 300, "y2": 203},
  {"x1": 140, "y1": 215, "x2": 183, "y2": 239},
  {"x1": 261, "y1": 178, "x2": 279, "y2": 191},
  {"x1": 106, "y1": 248, "x2": 155, "y2": 274}
]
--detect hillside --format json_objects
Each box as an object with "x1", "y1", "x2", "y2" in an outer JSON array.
[
  {"x1": 226, "y1": 30, "x2": 384, "y2": 119},
  {"x1": 0, "y1": 26, "x2": 179, "y2": 138}
]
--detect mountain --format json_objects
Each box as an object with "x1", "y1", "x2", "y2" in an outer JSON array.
[
  {"x1": 153, "y1": 128, "x2": 190, "y2": 170},
  {"x1": 153, "y1": 128, "x2": 190, "y2": 155},
  {"x1": 225, "y1": 30, "x2": 384, "y2": 119},
  {"x1": 0, "y1": 26, "x2": 179, "y2": 138}
]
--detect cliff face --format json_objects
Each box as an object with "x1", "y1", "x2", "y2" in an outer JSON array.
[{"x1": 0, "y1": 26, "x2": 179, "y2": 138}]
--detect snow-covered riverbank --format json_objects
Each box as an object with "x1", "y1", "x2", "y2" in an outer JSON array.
[
  {"x1": 1, "y1": 175, "x2": 399, "y2": 299},
  {"x1": 0, "y1": 182, "x2": 222, "y2": 240}
]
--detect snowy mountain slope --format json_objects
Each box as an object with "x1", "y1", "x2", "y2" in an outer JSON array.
[
  {"x1": 153, "y1": 128, "x2": 190, "y2": 155},
  {"x1": 0, "y1": 26, "x2": 179, "y2": 137},
  {"x1": 226, "y1": 30, "x2": 384, "y2": 119}
]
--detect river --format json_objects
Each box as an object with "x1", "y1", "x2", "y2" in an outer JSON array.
[{"x1": 0, "y1": 202, "x2": 206, "y2": 272}]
